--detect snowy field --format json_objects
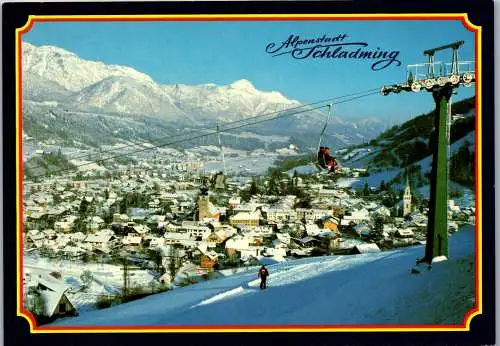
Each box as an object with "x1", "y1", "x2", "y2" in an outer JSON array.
[
  {"x1": 50, "y1": 226, "x2": 475, "y2": 327},
  {"x1": 24, "y1": 257, "x2": 155, "y2": 313}
]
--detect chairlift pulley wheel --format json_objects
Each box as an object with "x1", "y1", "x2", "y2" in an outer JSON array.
[
  {"x1": 449, "y1": 74, "x2": 460, "y2": 85},
  {"x1": 462, "y1": 73, "x2": 473, "y2": 84},
  {"x1": 411, "y1": 82, "x2": 421, "y2": 93},
  {"x1": 424, "y1": 78, "x2": 436, "y2": 89},
  {"x1": 437, "y1": 76, "x2": 448, "y2": 87}
]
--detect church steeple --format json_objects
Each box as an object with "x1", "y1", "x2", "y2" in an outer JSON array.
[{"x1": 403, "y1": 171, "x2": 412, "y2": 217}]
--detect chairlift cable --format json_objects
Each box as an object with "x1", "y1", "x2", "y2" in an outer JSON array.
[
  {"x1": 28, "y1": 87, "x2": 381, "y2": 170},
  {"x1": 216, "y1": 124, "x2": 227, "y2": 175}
]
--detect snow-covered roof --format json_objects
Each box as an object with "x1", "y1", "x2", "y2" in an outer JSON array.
[
  {"x1": 84, "y1": 234, "x2": 113, "y2": 243},
  {"x1": 231, "y1": 211, "x2": 260, "y2": 221},
  {"x1": 124, "y1": 236, "x2": 142, "y2": 245},
  {"x1": 353, "y1": 243, "x2": 381, "y2": 253},
  {"x1": 164, "y1": 232, "x2": 191, "y2": 240},
  {"x1": 37, "y1": 274, "x2": 71, "y2": 294},
  {"x1": 204, "y1": 250, "x2": 220, "y2": 260}
]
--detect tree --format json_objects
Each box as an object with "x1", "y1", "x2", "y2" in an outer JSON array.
[
  {"x1": 370, "y1": 215, "x2": 385, "y2": 241},
  {"x1": 25, "y1": 291, "x2": 46, "y2": 317},
  {"x1": 148, "y1": 279, "x2": 159, "y2": 293},
  {"x1": 80, "y1": 270, "x2": 93, "y2": 289},
  {"x1": 249, "y1": 179, "x2": 259, "y2": 195},
  {"x1": 148, "y1": 248, "x2": 164, "y2": 274},
  {"x1": 79, "y1": 198, "x2": 89, "y2": 215},
  {"x1": 379, "y1": 180, "x2": 386, "y2": 191},
  {"x1": 168, "y1": 245, "x2": 181, "y2": 282},
  {"x1": 52, "y1": 193, "x2": 62, "y2": 205},
  {"x1": 363, "y1": 181, "x2": 370, "y2": 196},
  {"x1": 72, "y1": 217, "x2": 87, "y2": 233}
]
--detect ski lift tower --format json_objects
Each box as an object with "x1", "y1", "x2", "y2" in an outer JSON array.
[{"x1": 381, "y1": 41, "x2": 475, "y2": 264}]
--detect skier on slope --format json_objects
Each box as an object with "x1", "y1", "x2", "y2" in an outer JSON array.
[{"x1": 258, "y1": 265, "x2": 269, "y2": 289}]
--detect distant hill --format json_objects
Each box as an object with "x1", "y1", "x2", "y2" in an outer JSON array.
[
  {"x1": 329, "y1": 96, "x2": 476, "y2": 193},
  {"x1": 340, "y1": 96, "x2": 475, "y2": 171}
]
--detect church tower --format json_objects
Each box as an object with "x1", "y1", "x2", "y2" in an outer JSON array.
[
  {"x1": 403, "y1": 174, "x2": 412, "y2": 217},
  {"x1": 197, "y1": 186, "x2": 212, "y2": 221}
]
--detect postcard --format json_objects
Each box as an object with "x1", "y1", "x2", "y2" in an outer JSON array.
[{"x1": 2, "y1": 1, "x2": 495, "y2": 345}]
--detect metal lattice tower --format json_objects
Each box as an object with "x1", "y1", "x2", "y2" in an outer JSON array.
[{"x1": 381, "y1": 41, "x2": 475, "y2": 264}]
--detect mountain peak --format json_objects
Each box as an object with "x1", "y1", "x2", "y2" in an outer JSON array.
[{"x1": 230, "y1": 79, "x2": 255, "y2": 90}]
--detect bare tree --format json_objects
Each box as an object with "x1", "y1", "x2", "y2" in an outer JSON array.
[
  {"x1": 80, "y1": 270, "x2": 93, "y2": 289},
  {"x1": 168, "y1": 245, "x2": 181, "y2": 283},
  {"x1": 25, "y1": 291, "x2": 46, "y2": 316}
]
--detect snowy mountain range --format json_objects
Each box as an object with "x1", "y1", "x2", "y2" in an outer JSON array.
[{"x1": 22, "y1": 41, "x2": 387, "y2": 150}]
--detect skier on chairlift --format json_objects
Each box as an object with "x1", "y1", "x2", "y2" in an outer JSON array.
[{"x1": 318, "y1": 146, "x2": 340, "y2": 173}]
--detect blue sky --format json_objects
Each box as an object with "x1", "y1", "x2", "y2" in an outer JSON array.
[{"x1": 23, "y1": 19, "x2": 476, "y2": 122}]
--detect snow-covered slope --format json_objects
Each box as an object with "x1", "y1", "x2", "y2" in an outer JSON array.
[
  {"x1": 67, "y1": 76, "x2": 194, "y2": 122},
  {"x1": 163, "y1": 79, "x2": 301, "y2": 123},
  {"x1": 50, "y1": 226, "x2": 475, "y2": 327}
]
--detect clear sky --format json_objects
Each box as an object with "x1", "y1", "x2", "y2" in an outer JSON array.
[{"x1": 23, "y1": 19, "x2": 476, "y2": 123}]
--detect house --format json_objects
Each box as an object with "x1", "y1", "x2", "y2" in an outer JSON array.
[
  {"x1": 163, "y1": 232, "x2": 192, "y2": 245},
  {"x1": 27, "y1": 232, "x2": 45, "y2": 243},
  {"x1": 448, "y1": 200, "x2": 461, "y2": 213},
  {"x1": 149, "y1": 237, "x2": 166, "y2": 247},
  {"x1": 86, "y1": 216, "x2": 106, "y2": 232},
  {"x1": 69, "y1": 232, "x2": 86, "y2": 242},
  {"x1": 276, "y1": 233, "x2": 291, "y2": 245},
  {"x1": 225, "y1": 235, "x2": 250, "y2": 256},
  {"x1": 353, "y1": 223, "x2": 371, "y2": 237},
  {"x1": 372, "y1": 206, "x2": 391, "y2": 217},
  {"x1": 411, "y1": 214, "x2": 428, "y2": 227},
  {"x1": 342, "y1": 209, "x2": 370, "y2": 223},
  {"x1": 261, "y1": 247, "x2": 287, "y2": 257},
  {"x1": 123, "y1": 235, "x2": 143, "y2": 246},
  {"x1": 229, "y1": 211, "x2": 261, "y2": 226},
  {"x1": 60, "y1": 246, "x2": 85, "y2": 259},
  {"x1": 271, "y1": 238, "x2": 289, "y2": 249},
  {"x1": 448, "y1": 221, "x2": 459, "y2": 233},
  {"x1": 54, "y1": 221, "x2": 71, "y2": 233},
  {"x1": 228, "y1": 196, "x2": 242, "y2": 208},
  {"x1": 84, "y1": 234, "x2": 114, "y2": 247},
  {"x1": 204, "y1": 230, "x2": 228, "y2": 245},
  {"x1": 264, "y1": 207, "x2": 293, "y2": 223},
  {"x1": 113, "y1": 213, "x2": 129, "y2": 223},
  {"x1": 297, "y1": 236, "x2": 319, "y2": 247},
  {"x1": 181, "y1": 224, "x2": 212, "y2": 239},
  {"x1": 295, "y1": 208, "x2": 332, "y2": 222},
  {"x1": 33, "y1": 289, "x2": 77, "y2": 318},
  {"x1": 351, "y1": 243, "x2": 381, "y2": 254},
  {"x1": 240, "y1": 246, "x2": 264, "y2": 259},
  {"x1": 321, "y1": 216, "x2": 340, "y2": 232},
  {"x1": 395, "y1": 229, "x2": 414, "y2": 238},
  {"x1": 200, "y1": 250, "x2": 220, "y2": 270},
  {"x1": 317, "y1": 189, "x2": 337, "y2": 199},
  {"x1": 29, "y1": 274, "x2": 77, "y2": 318},
  {"x1": 305, "y1": 223, "x2": 322, "y2": 236}
]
